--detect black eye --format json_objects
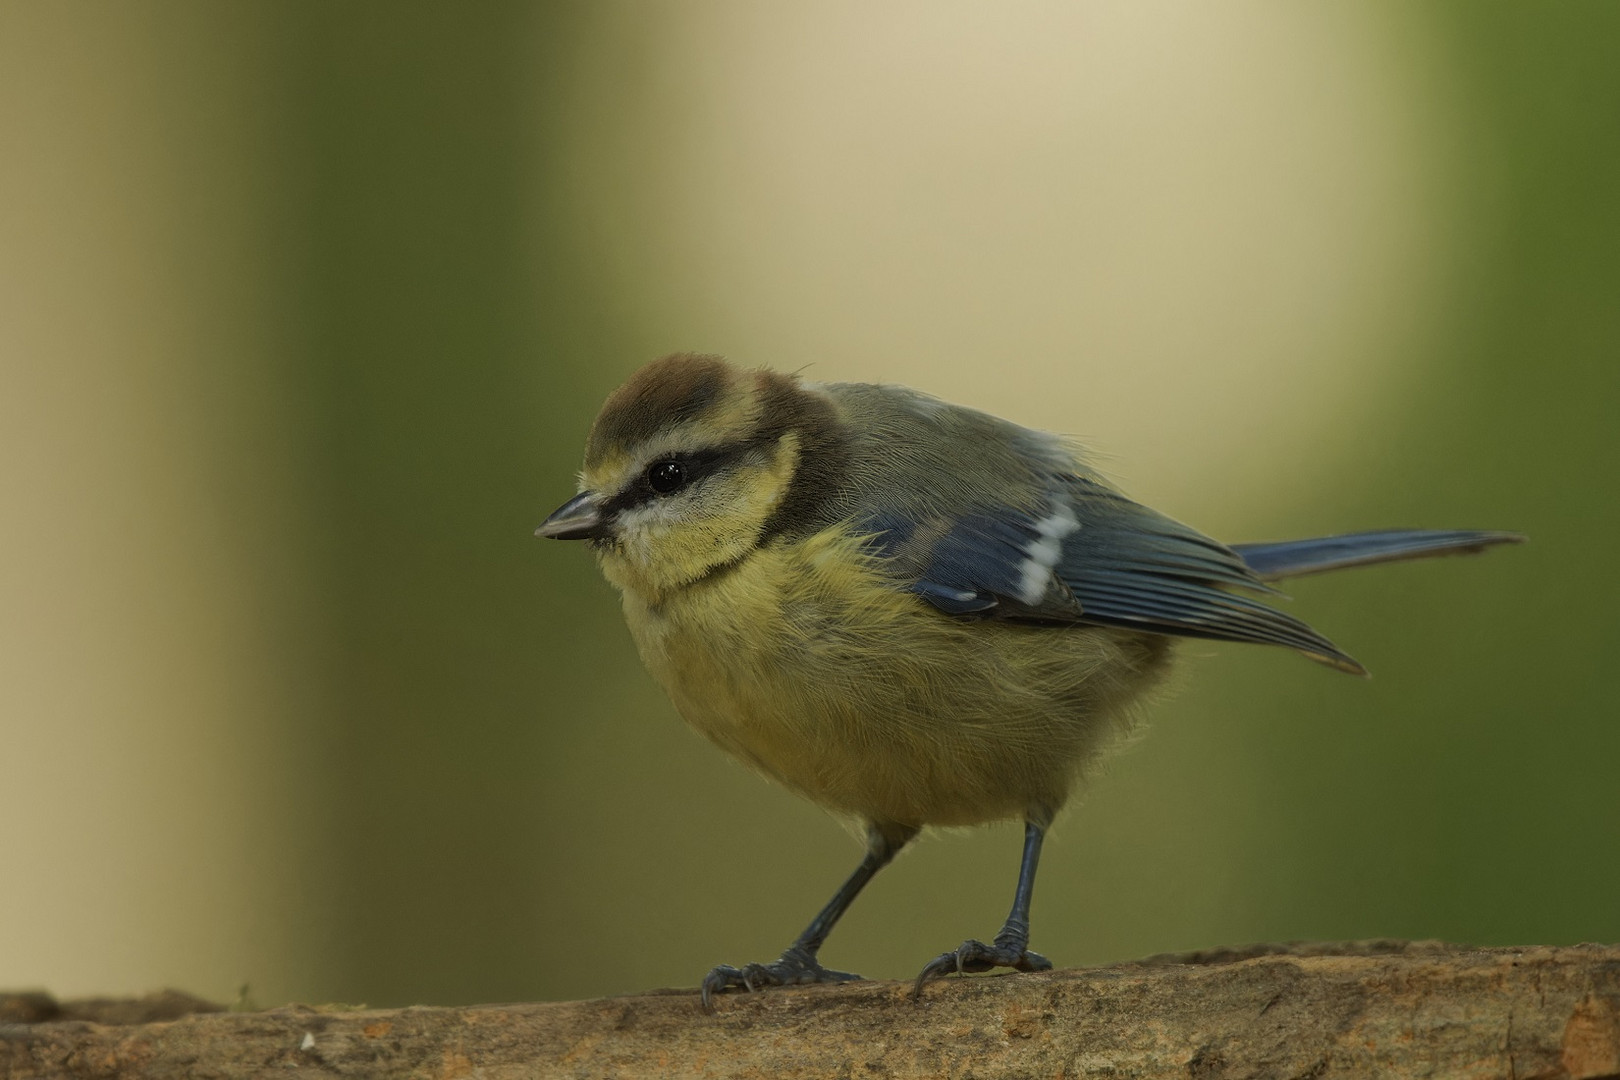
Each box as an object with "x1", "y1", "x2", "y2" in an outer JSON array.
[{"x1": 647, "y1": 460, "x2": 686, "y2": 494}]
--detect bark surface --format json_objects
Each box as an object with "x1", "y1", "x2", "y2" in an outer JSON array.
[{"x1": 4, "y1": 942, "x2": 1618, "y2": 1079}]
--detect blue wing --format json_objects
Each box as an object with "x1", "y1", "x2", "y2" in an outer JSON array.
[
  {"x1": 860, "y1": 476, "x2": 1365, "y2": 674},
  {"x1": 1052, "y1": 477, "x2": 1364, "y2": 673}
]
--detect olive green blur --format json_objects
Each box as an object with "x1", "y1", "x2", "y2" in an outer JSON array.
[{"x1": 1, "y1": 2, "x2": 1615, "y2": 1009}]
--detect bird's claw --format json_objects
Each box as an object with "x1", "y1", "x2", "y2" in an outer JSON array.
[
  {"x1": 700, "y1": 945, "x2": 861, "y2": 1011},
  {"x1": 912, "y1": 937, "x2": 1051, "y2": 998}
]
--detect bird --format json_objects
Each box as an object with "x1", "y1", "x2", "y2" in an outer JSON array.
[{"x1": 535, "y1": 352, "x2": 1521, "y2": 1010}]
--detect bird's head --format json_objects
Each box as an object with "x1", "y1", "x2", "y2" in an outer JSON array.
[{"x1": 538, "y1": 354, "x2": 842, "y2": 601}]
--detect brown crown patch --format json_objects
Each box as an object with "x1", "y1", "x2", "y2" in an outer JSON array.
[{"x1": 585, "y1": 353, "x2": 741, "y2": 469}]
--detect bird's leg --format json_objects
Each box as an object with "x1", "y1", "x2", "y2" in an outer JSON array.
[
  {"x1": 701, "y1": 823, "x2": 917, "y2": 1010},
  {"x1": 913, "y1": 817, "x2": 1053, "y2": 996}
]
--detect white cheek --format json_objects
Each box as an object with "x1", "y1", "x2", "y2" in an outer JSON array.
[{"x1": 615, "y1": 502, "x2": 681, "y2": 565}]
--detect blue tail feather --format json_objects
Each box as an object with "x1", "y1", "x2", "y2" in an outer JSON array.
[{"x1": 1231, "y1": 529, "x2": 1524, "y2": 582}]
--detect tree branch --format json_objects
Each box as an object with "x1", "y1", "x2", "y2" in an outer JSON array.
[{"x1": 4, "y1": 942, "x2": 1618, "y2": 1079}]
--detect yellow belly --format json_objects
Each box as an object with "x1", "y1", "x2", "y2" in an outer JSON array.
[{"x1": 613, "y1": 528, "x2": 1172, "y2": 828}]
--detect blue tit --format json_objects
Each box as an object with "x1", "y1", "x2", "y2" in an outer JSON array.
[{"x1": 536, "y1": 353, "x2": 1521, "y2": 1009}]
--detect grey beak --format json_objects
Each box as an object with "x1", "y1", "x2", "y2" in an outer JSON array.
[{"x1": 536, "y1": 491, "x2": 608, "y2": 540}]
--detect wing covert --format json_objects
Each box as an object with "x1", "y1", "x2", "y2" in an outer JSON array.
[{"x1": 857, "y1": 496, "x2": 1086, "y2": 622}]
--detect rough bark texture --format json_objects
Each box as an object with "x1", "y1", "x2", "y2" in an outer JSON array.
[{"x1": 4, "y1": 942, "x2": 1619, "y2": 1079}]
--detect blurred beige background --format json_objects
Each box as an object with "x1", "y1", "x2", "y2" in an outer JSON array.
[{"x1": 1, "y1": 1, "x2": 1614, "y2": 1008}]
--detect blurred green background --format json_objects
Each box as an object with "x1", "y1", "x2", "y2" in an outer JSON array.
[{"x1": 2, "y1": 1, "x2": 1615, "y2": 1009}]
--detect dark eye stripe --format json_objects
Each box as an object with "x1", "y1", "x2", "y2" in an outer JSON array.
[{"x1": 601, "y1": 435, "x2": 773, "y2": 516}]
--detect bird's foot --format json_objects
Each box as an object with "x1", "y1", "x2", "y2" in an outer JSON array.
[
  {"x1": 912, "y1": 934, "x2": 1051, "y2": 997},
  {"x1": 700, "y1": 944, "x2": 861, "y2": 1011}
]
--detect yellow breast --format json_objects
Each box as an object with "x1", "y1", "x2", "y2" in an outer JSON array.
[{"x1": 608, "y1": 527, "x2": 1172, "y2": 828}]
